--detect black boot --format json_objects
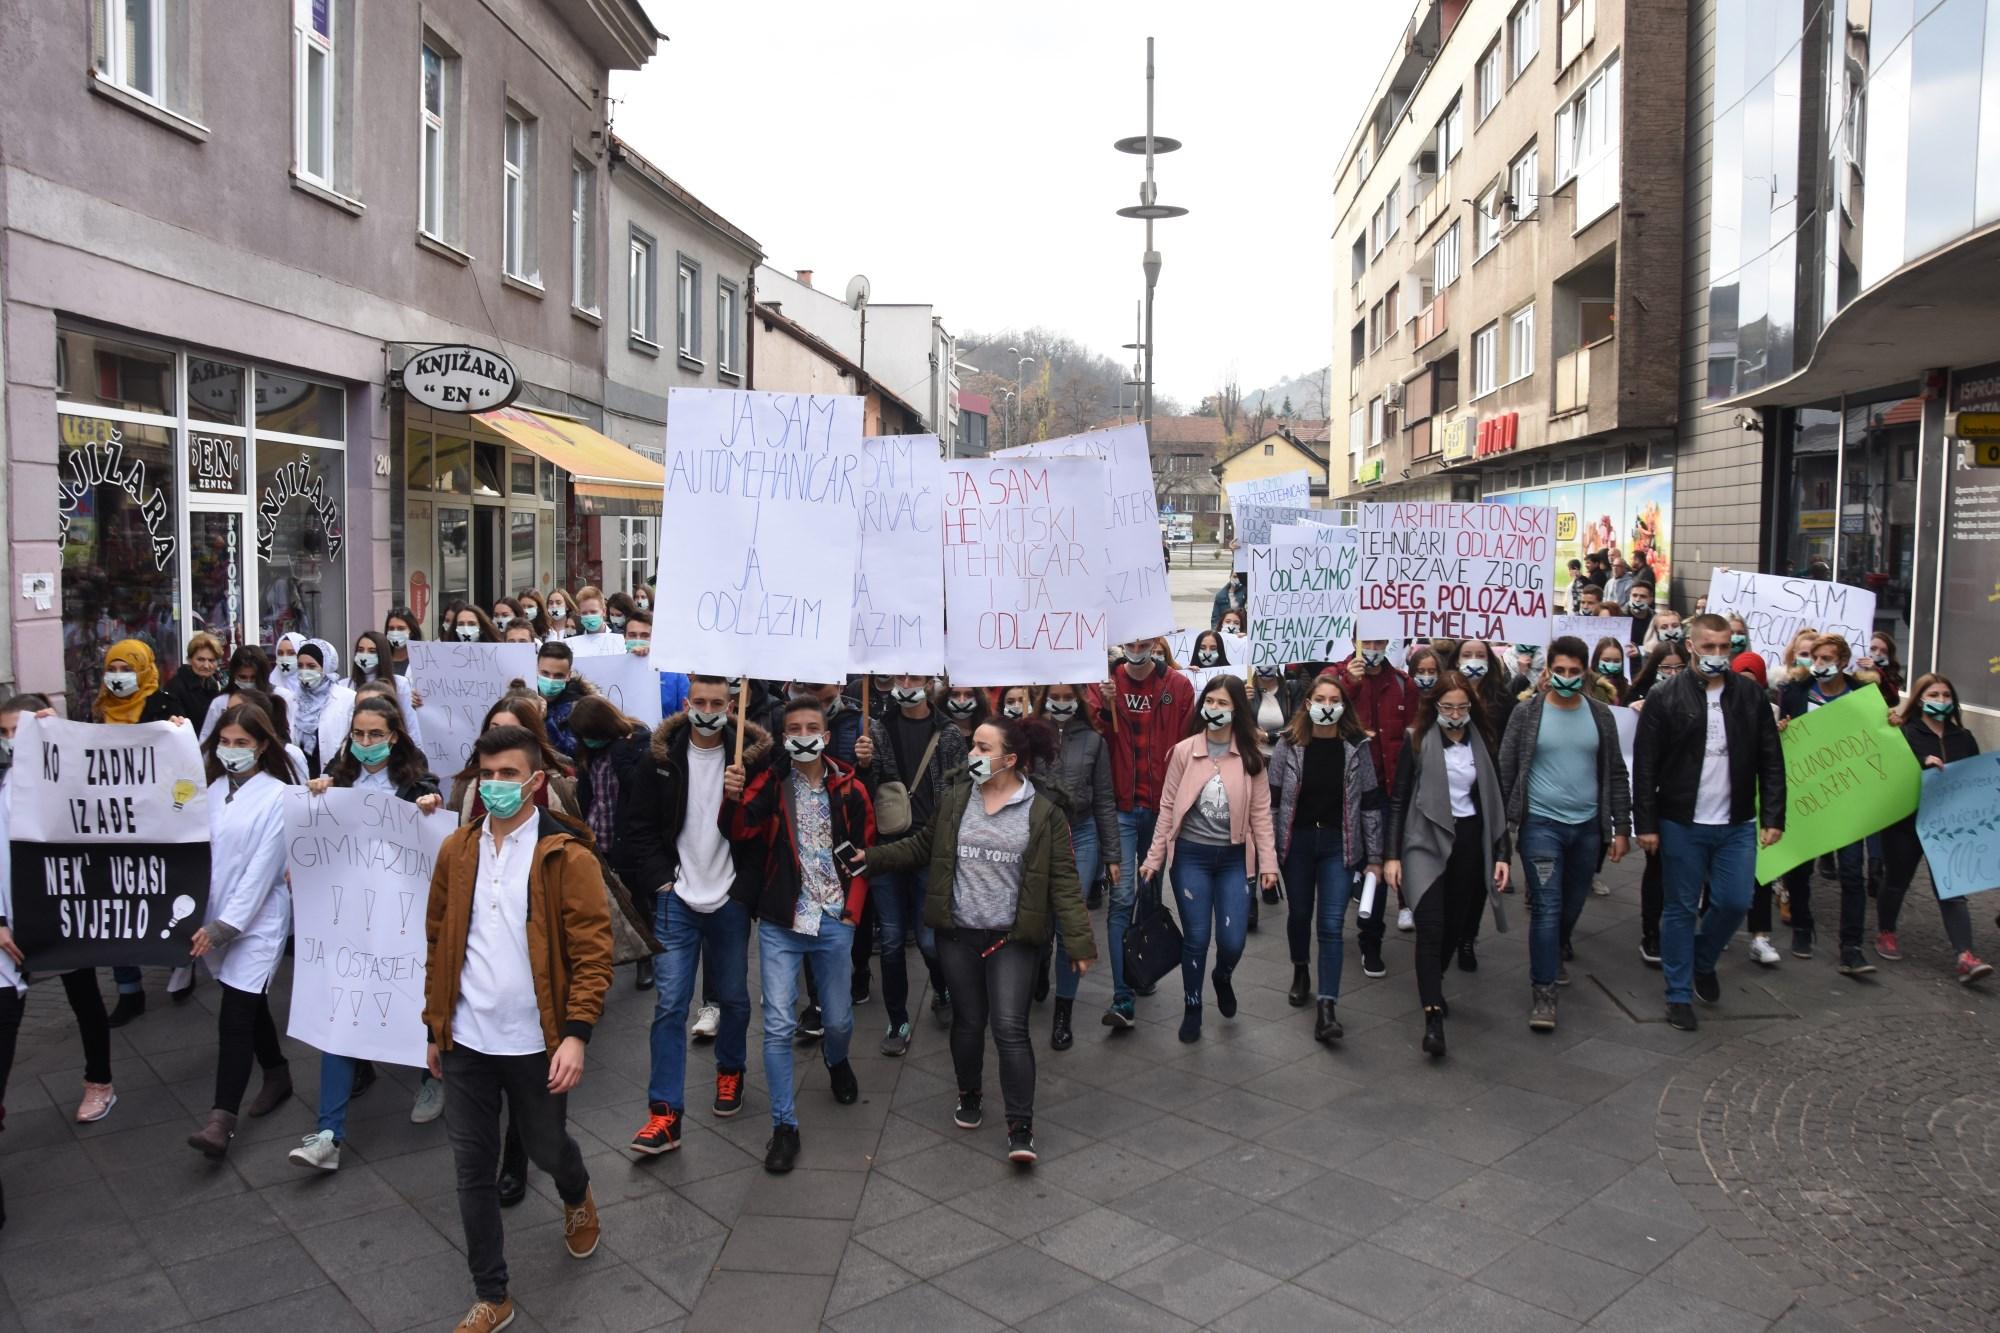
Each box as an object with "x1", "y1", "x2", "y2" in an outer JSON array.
[
  {"x1": 1314, "y1": 999, "x2": 1343, "y2": 1042},
  {"x1": 107, "y1": 991, "x2": 146, "y2": 1029},
  {"x1": 1422, "y1": 1008, "x2": 1446, "y2": 1057},
  {"x1": 634, "y1": 957, "x2": 655, "y2": 990},
  {"x1": 496, "y1": 1128, "x2": 528, "y2": 1207},
  {"x1": 1034, "y1": 954, "x2": 1051, "y2": 1004},
  {"x1": 1287, "y1": 964, "x2": 1311, "y2": 1008},
  {"x1": 1050, "y1": 998, "x2": 1074, "y2": 1051}
]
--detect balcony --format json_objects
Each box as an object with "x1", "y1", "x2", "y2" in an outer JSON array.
[
  {"x1": 1414, "y1": 291, "x2": 1448, "y2": 349},
  {"x1": 1554, "y1": 336, "x2": 1617, "y2": 416}
]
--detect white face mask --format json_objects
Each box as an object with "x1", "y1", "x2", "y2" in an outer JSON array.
[
  {"x1": 688, "y1": 708, "x2": 728, "y2": 736},
  {"x1": 297, "y1": 668, "x2": 325, "y2": 689},
  {"x1": 943, "y1": 697, "x2": 979, "y2": 717},
  {"x1": 1438, "y1": 713, "x2": 1470, "y2": 731},
  {"x1": 353, "y1": 652, "x2": 380, "y2": 673},
  {"x1": 1309, "y1": 702, "x2": 1344, "y2": 726},
  {"x1": 276, "y1": 657, "x2": 299, "y2": 675},
  {"x1": 217, "y1": 744, "x2": 258, "y2": 774},
  {"x1": 1001, "y1": 702, "x2": 1029, "y2": 719},
  {"x1": 1460, "y1": 660, "x2": 1489, "y2": 679},
  {"x1": 784, "y1": 734, "x2": 827, "y2": 762},
  {"x1": 1193, "y1": 649, "x2": 1221, "y2": 666},
  {"x1": 1122, "y1": 647, "x2": 1151, "y2": 666},
  {"x1": 103, "y1": 671, "x2": 141, "y2": 697},
  {"x1": 1200, "y1": 706, "x2": 1233, "y2": 729},
  {"x1": 1412, "y1": 673, "x2": 1438, "y2": 690},
  {"x1": 495, "y1": 615, "x2": 514, "y2": 630},
  {"x1": 455, "y1": 624, "x2": 481, "y2": 641},
  {"x1": 386, "y1": 631, "x2": 409, "y2": 648},
  {"x1": 1043, "y1": 699, "x2": 1079, "y2": 720},
  {"x1": 635, "y1": 597, "x2": 651, "y2": 612},
  {"x1": 968, "y1": 753, "x2": 1009, "y2": 785},
  {"x1": 889, "y1": 686, "x2": 927, "y2": 707},
  {"x1": 548, "y1": 604, "x2": 569, "y2": 621}
]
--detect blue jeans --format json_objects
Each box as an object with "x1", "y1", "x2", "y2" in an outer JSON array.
[
  {"x1": 1283, "y1": 826, "x2": 1353, "y2": 1001},
  {"x1": 318, "y1": 1052, "x2": 359, "y2": 1139},
  {"x1": 1172, "y1": 839, "x2": 1249, "y2": 1008},
  {"x1": 871, "y1": 864, "x2": 937, "y2": 1028},
  {"x1": 1658, "y1": 819, "x2": 1757, "y2": 1004},
  {"x1": 648, "y1": 894, "x2": 751, "y2": 1110},
  {"x1": 113, "y1": 965, "x2": 142, "y2": 995},
  {"x1": 1521, "y1": 815, "x2": 1603, "y2": 988},
  {"x1": 757, "y1": 920, "x2": 854, "y2": 1129},
  {"x1": 1053, "y1": 823, "x2": 1100, "y2": 1001},
  {"x1": 1112, "y1": 808, "x2": 1158, "y2": 1002}
]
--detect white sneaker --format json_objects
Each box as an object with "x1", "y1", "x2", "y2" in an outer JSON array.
[
  {"x1": 1592, "y1": 878, "x2": 1612, "y2": 897},
  {"x1": 410, "y1": 1075, "x2": 446, "y2": 1124},
  {"x1": 1749, "y1": 935, "x2": 1781, "y2": 967},
  {"x1": 288, "y1": 1130, "x2": 340, "y2": 1171},
  {"x1": 1396, "y1": 908, "x2": 1415, "y2": 933},
  {"x1": 691, "y1": 1004, "x2": 721, "y2": 1040}
]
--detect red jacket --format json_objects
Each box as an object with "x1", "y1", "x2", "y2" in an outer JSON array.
[
  {"x1": 725, "y1": 754, "x2": 875, "y2": 928},
  {"x1": 1334, "y1": 658, "x2": 1415, "y2": 787},
  {"x1": 1089, "y1": 664, "x2": 1196, "y2": 813}
]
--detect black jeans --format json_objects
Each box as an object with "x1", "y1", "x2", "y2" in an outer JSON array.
[
  {"x1": 1642, "y1": 851, "x2": 1664, "y2": 938},
  {"x1": 214, "y1": 983, "x2": 286, "y2": 1114},
  {"x1": 1414, "y1": 815, "x2": 1486, "y2": 1011},
  {"x1": 60, "y1": 970, "x2": 114, "y2": 1084},
  {"x1": 0, "y1": 988, "x2": 22, "y2": 1115},
  {"x1": 443, "y1": 1045, "x2": 590, "y2": 1302},
  {"x1": 1786, "y1": 840, "x2": 1866, "y2": 948},
  {"x1": 935, "y1": 931, "x2": 1037, "y2": 1124},
  {"x1": 1879, "y1": 816, "x2": 1974, "y2": 953}
]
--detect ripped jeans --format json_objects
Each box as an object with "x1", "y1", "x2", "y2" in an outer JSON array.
[{"x1": 1520, "y1": 814, "x2": 1602, "y2": 988}]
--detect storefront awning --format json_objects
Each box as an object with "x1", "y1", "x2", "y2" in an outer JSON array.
[{"x1": 474, "y1": 405, "x2": 663, "y2": 503}]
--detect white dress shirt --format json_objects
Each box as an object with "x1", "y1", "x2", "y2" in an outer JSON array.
[{"x1": 452, "y1": 816, "x2": 546, "y2": 1056}]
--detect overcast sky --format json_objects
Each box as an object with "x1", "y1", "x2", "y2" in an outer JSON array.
[{"x1": 611, "y1": 1, "x2": 1409, "y2": 411}]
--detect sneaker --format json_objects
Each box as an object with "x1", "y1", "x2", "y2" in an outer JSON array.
[
  {"x1": 931, "y1": 990, "x2": 953, "y2": 1028},
  {"x1": 713, "y1": 1070, "x2": 744, "y2": 1119},
  {"x1": 691, "y1": 1004, "x2": 721, "y2": 1042},
  {"x1": 1874, "y1": 931, "x2": 1902, "y2": 961},
  {"x1": 1528, "y1": 984, "x2": 1558, "y2": 1033},
  {"x1": 289, "y1": 1130, "x2": 340, "y2": 1171},
  {"x1": 1592, "y1": 877, "x2": 1612, "y2": 897},
  {"x1": 1007, "y1": 1121, "x2": 1037, "y2": 1164},
  {"x1": 453, "y1": 1297, "x2": 516, "y2": 1333},
  {"x1": 1396, "y1": 908, "x2": 1415, "y2": 932},
  {"x1": 829, "y1": 1059, "x2": 859, "y2": 1105},
  {"x1": 880, "y1": 1022, "x2": 912, "y2": 1058},
  {"x1": 1361, "y1": 949, "x2": 1387, "y2": 979},
  {"x1": 1178, "y1": 1005, "x2": 1202, "y2": 1043},
  {"x1": 1556, "y1": 961, "x2": 1570, "y2": 986},
  {"x1": 1838, "y1": 946, "x2": 1876, "y2": 977},
  {"x1": 1749, "y1": 935, "x2": 1781, "y2": 966},
  {"x1": 630, "y1": 1103, "x2": 682, "y2": 1155},
  {"x1": 75, "y1": 1081, "x2": 117, "y2": 1124},
  {"x1": 561, "y1": 1188, "x2": 600, "y2": 1259},
  {"x1": 764, "y1": 1124, "x2": 801, "y2": 1173},
  {"x1": 1957, "y1": 951, "x2": 1994, "y2": 984},
  {"x1": 1640, "y1": 933, "x2": 1661, "y2": 966},
  {"x1": 1693, "y1": 969, "x2": 1721, "y2": 1004},
  {"x1": 1456, "y1": 941, "x2": 1478, "y2": 972},
  {"x1": 410, "y1": 1075, "x2": 446, "y2": 1124},
  {"x1": 954, "y1": 1091, "x2": 984, "y2": 1130},
  {"x1": 796, "y1": 1005, "x2": 824, "y2": 1042},
  {"x1": 1101, "y1": 997, "x2": 1136, "y2": 1029},
  {"x1": 852, "y1": 971, "x2": 872, "y2": 1006},
  {"x1": 1791, "y1": 928, "x2": 1814, "y2": 960},
  {"x1": 1665, "y1": 1002, "x2": 1698, "y2": 1031}
]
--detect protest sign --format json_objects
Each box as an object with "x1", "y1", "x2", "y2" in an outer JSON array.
[
  {"x1": 566, "y1": 631, "x2": 627, "y2": 659},
  {"x1": 284, "y1": 788, "x2": 449, "y2": 1065},
  {"x1": 6, "y1": 715, "x2": 212, "y2": 970},
  {"x1": 1227, "y1": 471, "x2": 1311, "y2": 510},
  {"x1": 1356, "y1": 502, "x2": 1555, "y2": 645},
  {"x1": 1754, "y1": 684, "x2": 1920, "y2": 881},
  {"x1": 407, "y1": 640, "x2": 538, "y2": 776},
  {"x1": 850, "y1": 433, "x2": 946, "y2": 674},
  {"x1": 657, "y1": 387, "x2": 866, "y2": 683},
  {"x1": 1233, "y1": 506, "x2": 1315, "y2": 571},
  {"x1": 1611, "y1": 705, "x2": 1638, "y2": 799},
  {"x1": 1915, "y1": 753, "x2": 2000, "y2": 899},
  {"x1": 1705, "y1": 568, "x2": 1877, "y2": 677},
  {"x1": 1272, "y1": 520, "x2": 1348, "y2": 546},
  {"x1": 1246, "y1": 534, "x2": 1361, "y2": 670},
  {"x1": 941, "y1": 456, "x2": 1110, "y2": 686},
  {"x1": 574, "y1": 651, "x2": 665, "y2": 728},
  {"x1": 1553, "y1": 615, "x2": 1634, "y2": 648},
  {"x1": 999, "y1": 425, "x2": 1172, "y2": 642}
]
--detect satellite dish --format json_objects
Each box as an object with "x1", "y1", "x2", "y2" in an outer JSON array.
[{"x1": 845, "y1": 274, "x2": 871, "y2": 310}]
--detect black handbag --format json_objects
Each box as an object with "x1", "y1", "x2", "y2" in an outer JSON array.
[{"x1": 1122, "y1": 876, "x2": 1185, "y2": 993}]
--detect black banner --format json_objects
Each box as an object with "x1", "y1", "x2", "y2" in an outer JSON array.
[{"x1": 8, "y1": 841, "x2": 211, "y2": 971}]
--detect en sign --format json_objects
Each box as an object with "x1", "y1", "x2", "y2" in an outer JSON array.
[{"x1": 402, "y1": 344, "x2": 521, "y2": 413}]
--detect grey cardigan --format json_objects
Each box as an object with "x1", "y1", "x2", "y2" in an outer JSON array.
[
  {"x1": 1496, "y1": 693, "x2": 1633, "y2": 842},
  {"x1": 1385, "y1": 725, "x2": 1511, "y2": 922},
  {"x1": 1266, "y1": 734, "x2": 1385, "y2": 867}
]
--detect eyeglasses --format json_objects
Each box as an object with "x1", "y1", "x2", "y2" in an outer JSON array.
[
  {"x1": 350, "y1": 730, "x2": 393, "y2": 744},
  {"x1": 1436, "y1": 704, "x2": 1473, "y2": 718}
]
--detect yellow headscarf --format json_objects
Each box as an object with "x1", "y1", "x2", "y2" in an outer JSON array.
[{"x1": 96, "y1": 638, "x2": 161, "y2": 725}]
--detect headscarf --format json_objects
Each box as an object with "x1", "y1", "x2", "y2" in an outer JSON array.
[
  {"x1": 290, "y1": 638, "x2": 340, "y2": 749},
  {"x1": 96, "y1": 638, "x2": 161, "y2": 725}
]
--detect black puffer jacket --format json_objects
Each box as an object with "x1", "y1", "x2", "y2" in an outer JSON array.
[{"x1": 615, "y1": 715, "x2": 774, "y2": 900}]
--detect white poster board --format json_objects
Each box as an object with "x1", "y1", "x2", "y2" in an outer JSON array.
[
  {"x1": 1246, "y1": 533, "x2": 1361, "y2": 670},
  {"x1": 284, "y1": 788, "x2": 450, "y2": 1066},
  {"x1": 850, "y1": 434, "x2": 946, "y2": 674},
  {"x1": 941, "y1": 455, "x2": 1111, "y2": 686},
  {"x1": 1356, "y1": 502, "x2": 1557, "y2": 646},
  {"x1": 566, "y1": 631, "x2": 627, "y2": 659},
  {"x1": 1233, "y1": 505, "x2": 1315, "y2": 570},
  {"x1": 1610, "y1": 705, "x2": 1638, "y2": 799},
  {"x1": 406, "y1": 640, "x2": 538, "y2": 776},
  {"x1": 1704, "y1": 568, "x2": 1878, "y2": 676},
  {"x1": 1552, "y1": 615, "x2": 1634, "y2": 649},
  {"x1": 574, "y1": 652, "x2": 665, "y2": 727},
  {"x1": 1227, "y1": 470, "x2": 1311, "y2": 510},
  {"x1": 656, "y1": 387, "x2": 866, "y2": 683},
  {"x1": 998, "y1": 425, "x2": 1172, "y2": 642}
]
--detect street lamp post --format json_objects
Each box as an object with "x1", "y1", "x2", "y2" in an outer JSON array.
[{"x1": 1115, "y1": 36, "x2": 1186, "y2": 428}]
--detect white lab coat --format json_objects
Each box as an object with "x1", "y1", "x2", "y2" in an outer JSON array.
[
  {"x1": 201, "y1": 771, "x2": 291, "y2": 992},
  {"x1": 316, "y1": 676, "x2": 424, "y2": 762}
]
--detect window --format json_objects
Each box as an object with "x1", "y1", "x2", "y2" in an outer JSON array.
[
  {"x1": 1369, "y1": 300, "x2": 1385, "y2": 350},
  {"x1": 570, "y1": 161, "x2": 597, "y2": 313},
  {"x1": 1264, "y1": 443, "x2": 1275, "y2": 456},
  {"x1": 1351, "y1": 234, "x2": 1367, "y2": 282},
  {"x1": 1508, "y1": 304, "x2": 1535, "y2": 380},
  {"x1": 675, "y1": 258, "x2": 700, "y2": 359},
  {"x1": 1476, "y1": 184, "x2": 1502, "y2": 256},
  {"x1": 97, "y1": 0, "x2": 164, "y2": 102},
  {"x1": 1509, "y1": 142, "x2": 1540, "y2": 217},
  {"x1": 1476, "y1": 41, "x2": 1503, "y2": 120},
  {"x1": 501, "y1": 109, "x2": 538, "y2": 281},
  {"x1": 1433, "y1": 222, "x2": 1461, "y2": 290},
  {"x1": 1439, "y1": 97, "x2": 1464, "y2": 164},
  {"x1": 1385, "y1": 184, "x2": 1400, "y2": 241},
  {"x1": 1556, "y1": 57, "x2": 1621, "y2": 224},
  {"x1": 1351, "y1": 320, "x2": 1367, "y2": 366},
  {"x1": 296, "y1": 1, "x2": 334, "y2": 184},
  {"x1": 1473, "y1": 323, "x2": 1499, "y2": 396},
  {"x1": 1349, "y1": 407, "x2": 1367, "y2": 458},
  {"x1": 1384, "y1": 281, "x2": 1400, "y2": 332},
  {"x1": 716, "y1": 279, "x2": 740, "y2": 375},
  {"x1": 1580, "y1": 297, "x2": 1615, "y2": 343},
  {"x1": 419, "y1": 40, "x2": 455, "y2": 241},
  {"x1": 1370, "y1": 201, "x2": 1388, "y2": 256},
  {"x1": 1509, "y1": 0, "x2": 1541, "y2": 79},
  {"x1": 1370, "y1": 396, "x2": 1386, "y2": 444},
  {"x1": 627, "y1": 231, "x2": 656, "y2": 343}
]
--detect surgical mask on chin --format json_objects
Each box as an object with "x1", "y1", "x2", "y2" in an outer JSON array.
[
  {"x1": 688, "y1": 708, "x2": 728, "y2": 735},
  {"x1": 784, "y1": 734, "x2": 827, "y2": 762},
  {"x1": 1043, "y1": 699, "x2": 1079, "y2": 720},
  {"x1": 1412, "y1": 673, "x2": 1438, "y2": 690},
  {"x1": 353, "y1": 652, "x2": 380, "y2": 673},
  {"x1": 1309, "y1": 702, "x2": 1344, "y2": 726},
  {"x1": 1551, "y1": 673, "x2": 1586, "y2": 697},
  {"x1": 217, "y1": 745, "x2": 258, "y2": 774},
  {"x1": 103, "y1": 671, "x2": 140, "y2": 697},
  {"x1": 1460, "y1": 660, "x2": 1489, "y2": 680},
  {"x1": 386, "y1": 630, "x2": 410, "y2": 648},
  {"x1": 968, "y1": 754, "x2": 1008, "y2": 785},
  {"x1": 456, "y1": 624, "x2": 481, "y2": 641},
  {"x1": 1698, "y1": 654, "x2": 1732, "y2": 676},
  {"x1": 1922, "y1": 699, "x2": 1956, "y2": 718},
  {"x1": 889, "y1": 686, "x2": 927, "y2": 707},
  {"x1": 479, "y1": 778, "x2": 528, "y2": 819},
  {"x1": 1809, "y1": 662, "x2": 1839, "y2": 680},
  {"x1": 1200, "y1": 707, "x2": 1233, "y2": 729},
  {"x1": 296, "y1": 668, "x2": 324, "y2": 689}
]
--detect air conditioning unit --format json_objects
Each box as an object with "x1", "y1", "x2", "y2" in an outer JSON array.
[
  {"x1": 1385, "y1": 381, "x2": 1406, "y2": 410},
  {"x1": 1417, "y1": 150, "x2": 1439, "y2": 177}
]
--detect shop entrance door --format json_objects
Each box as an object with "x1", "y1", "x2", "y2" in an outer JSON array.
[
  {"x1": 437, "y1": 504, "x2": 472, "y2": 613},
  {"x1": 186, "y1": 508, "x2": 252, "y2": 653},
  {"x1": 472, "y1": 504, "x2": 506, "y2": 610}
]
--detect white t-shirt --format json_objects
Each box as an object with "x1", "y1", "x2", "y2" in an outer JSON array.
[
  {"x1": 1694, "y1": 680, "x2": 1733, "y2": 825},
  {"x1": 1444, "y1": 740, "x2": 1477, "y2": 817},
  {"x1": 452, "y1": 818, "x2": 546, "y2": 1056},
  {"x1": 675, "y1": 739, "x2": 735, "y2": 912}
]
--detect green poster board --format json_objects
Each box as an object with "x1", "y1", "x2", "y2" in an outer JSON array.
[{"x1": 1756, "y1": 684, "x2": 1921, "y2": 882}]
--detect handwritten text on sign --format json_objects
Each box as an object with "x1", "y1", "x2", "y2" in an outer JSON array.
[
  {"x1": 1356, "y1": 503, "x2": 1555, "y2": 645},
  {"x1": 285, "y1": 788, "x2": 450, "y2": 1065},
  {"x1": 1705, "y1": 569, "x2": 1877, "y2": 678},
  {"x1": 657, "y1": 387, "x2": 865, "y2": 682},
  {"x1": 406, "y1": 640, "x2": 538, "y2": 777},
  {"x1": 941, "y1": 457, "x2": 1109, "y2": 686},
  {"x1": 1227, "y1": 470, "x2": 1311, "y2": 511},
  {"x1": 850, "y1": 434, "x2": 946, "y2": 674},
  {"x1": 1247, "y1": 535, "x2": 1360, "y2": 669},
  {"x1": 1916, "y1": 752, "x2": 2000, "y2": 899},
  {"x1": 5, "y1": 715, "x2": 213, "y2": 969},
  {"x1": 1753, "y1": 684, "x2": 1919, "y2": 882}
]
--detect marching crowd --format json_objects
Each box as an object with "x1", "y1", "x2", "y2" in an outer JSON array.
[{"x1": 0, "y1": 560, "x2": 1989, "y2": 1331}]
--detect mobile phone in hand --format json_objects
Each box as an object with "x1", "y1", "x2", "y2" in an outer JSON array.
[{"x1": 833, "y1": 840, "x2": 863, "y2": 872}]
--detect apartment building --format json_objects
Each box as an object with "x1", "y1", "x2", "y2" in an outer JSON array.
[{"x1": 1333, "y1": 0, "x2": 1687, "y2": 595}]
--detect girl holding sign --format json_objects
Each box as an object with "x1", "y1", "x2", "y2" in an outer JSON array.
[
  {"x1": 1878, "y1": 674, "x2": 1991, "y2": 982},
  {"x1": 1776, "y1": 634, "x2": 1880, "y2": 977},
  {"x1": 187, "y1": 703, "x2": 299, "y2": 1158}
]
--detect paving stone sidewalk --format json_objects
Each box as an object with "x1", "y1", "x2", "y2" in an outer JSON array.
[{"x1": 3, "y1": 851, "x2": 1994, "y2": 1332}]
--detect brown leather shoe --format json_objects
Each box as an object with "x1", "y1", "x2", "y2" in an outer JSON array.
[
  {"x1": 245, "y1": 1065, "x2": 293, "y2": 1118},
  {"x1": 453, "y1": 1296, "x2": 515, "y2": 1332},
  {"x1": 562, "y1": 1187, "x2": 600, "y2": 1259},
  {"x1": 187, "y1": 1109, "x2": 237, "y2": 1158}
]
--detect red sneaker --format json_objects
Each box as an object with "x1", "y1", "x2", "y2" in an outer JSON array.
[
  {"x1": 1874, "y1": 931, "x2": 1901, "y2": 961},
  {"x1": 1957, "y1": 952, "x2": 1993, "y2": 985},
  {"x1": 713, "y1": 1070, "x2": 744, "y2": 1119},
  {"x1": 629, "y1": 1103, "x2": 681, "y2": 1155}
]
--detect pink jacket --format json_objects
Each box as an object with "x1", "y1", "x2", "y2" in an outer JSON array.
[{"x1": 1141, "y1": 733, "x2": 1279, "y2": 882}]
